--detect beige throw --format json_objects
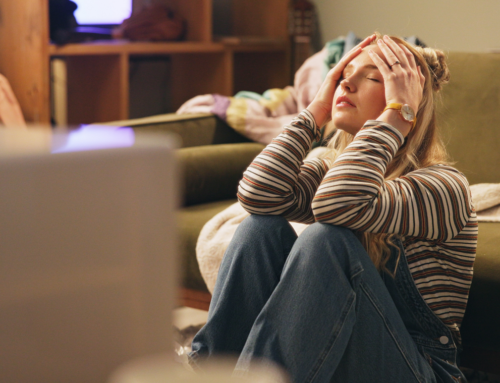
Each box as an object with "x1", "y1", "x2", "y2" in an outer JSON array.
[{"x1": 470, "y1": 183, "x2": 500, "y2": 222}]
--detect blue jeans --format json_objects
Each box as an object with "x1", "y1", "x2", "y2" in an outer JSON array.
[{"x1": 190, "y1": 215, "x2": 466, "y2": 383}]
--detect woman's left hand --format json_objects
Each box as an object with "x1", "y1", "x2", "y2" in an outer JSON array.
[{"x1": 368, "y1": 36, "x2": 426, "y2": 128}]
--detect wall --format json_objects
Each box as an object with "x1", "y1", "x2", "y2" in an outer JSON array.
[{"x1": 314, "y1": 0, "x2": 500, "y2": 53}]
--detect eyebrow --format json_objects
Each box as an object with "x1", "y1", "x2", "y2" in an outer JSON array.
[{"x1": 344, "y1": 63, "x2": 379, "y2": 71}]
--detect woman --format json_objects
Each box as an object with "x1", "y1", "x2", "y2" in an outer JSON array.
[{"x1": 190, "y1": 34, "x2": 477, "y2": 382}]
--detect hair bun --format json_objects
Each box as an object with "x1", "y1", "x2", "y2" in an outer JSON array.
[{"x1": 418, "y1": 47, "x2": 450, "y2": 92}]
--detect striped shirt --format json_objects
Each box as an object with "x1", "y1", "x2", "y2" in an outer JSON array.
[{"x1": 238, "y1": 110, "x2": 478, "y2": 343}]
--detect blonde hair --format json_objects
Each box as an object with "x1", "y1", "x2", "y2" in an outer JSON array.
[{"x1": 323, "y1": 33, "x2": 451, "y2": 274}]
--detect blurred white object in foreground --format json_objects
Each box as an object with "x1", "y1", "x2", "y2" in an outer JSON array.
[{"x1": 0, "y1": 126, "x2": 180, "y2": 383}]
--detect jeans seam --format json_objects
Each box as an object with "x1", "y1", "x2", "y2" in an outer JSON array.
[
  {"x1": 303, "y1": 291, "x2": 356, "y2": 383},
  {"x1": 360, "y1": 282, "x2": 426, "y2": 383},
  {"x1": 350, "y1": 266, "x2": 364, "y2": 281}
]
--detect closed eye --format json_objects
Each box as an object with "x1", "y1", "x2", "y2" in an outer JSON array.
[{"x1": 368, "y1": 78, "x2": 380, "y2": 82}]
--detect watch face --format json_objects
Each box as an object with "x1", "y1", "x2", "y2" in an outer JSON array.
[{"x1": 401, "y1": 104, "x2": 415, "y2": 122}]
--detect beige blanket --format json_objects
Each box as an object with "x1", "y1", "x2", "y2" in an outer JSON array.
[
  {"x1": 470, "y1": 183, "x2": 500, "y2": 222},
  {"x1": 197, "y1": 182, "x2": 500, "y2": 294}
]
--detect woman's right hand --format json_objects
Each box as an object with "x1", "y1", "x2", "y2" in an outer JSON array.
[{"x1": 307, "y1": 34, "x2": 376, "y2": 128}]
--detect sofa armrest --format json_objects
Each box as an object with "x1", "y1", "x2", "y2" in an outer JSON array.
[
  {"x1": 178, "y1": 142, "x2": 265, "y2": 206},
  {"x1": 97, "y1": 113, "x2": 251, "y2": 148}
]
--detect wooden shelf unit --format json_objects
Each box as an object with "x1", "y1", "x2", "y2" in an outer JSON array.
[{"x1": 0, "y1": 0, "x2": 291, "y2": 125}]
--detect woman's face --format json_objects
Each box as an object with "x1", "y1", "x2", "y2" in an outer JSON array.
[{"x1": 331, "y1": 45, "x2": 388, "y2": 135}]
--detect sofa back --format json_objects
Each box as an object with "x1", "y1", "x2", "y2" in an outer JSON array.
[
  {"x1": 100, "y1": 113, "x2": 250, "y2": 148},
  {"x1": 437, "y1": 52, "x2": 500, "y2": 185}
]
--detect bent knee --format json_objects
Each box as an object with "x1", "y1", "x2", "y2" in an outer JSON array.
[
  {"x1": 238, "y1": 214, "x2": 292, "y2": 237},
  {"x1": 301, "y1": 222, "x2": 356, "y2": 242},
  {"x1": 241, "y1": 214, "x2": 289, "y2": 229}
]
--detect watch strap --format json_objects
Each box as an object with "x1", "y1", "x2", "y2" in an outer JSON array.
[{"x1": 383, "y1": 103, "x2": 417, "y2": 130}]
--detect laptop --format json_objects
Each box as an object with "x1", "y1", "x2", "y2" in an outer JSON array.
[
  {"x1": 0, "y1": 126, "x2": 180, "y2": 383},
  {"x1": 72, "y1": 0, "x2": 133, "y2": 38}
]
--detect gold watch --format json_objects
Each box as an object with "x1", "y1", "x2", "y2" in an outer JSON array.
[{"x1": 383, "y1": 103, "x2": 417, "y2": 130}]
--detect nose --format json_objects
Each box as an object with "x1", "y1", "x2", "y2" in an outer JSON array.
[{"x1": 340, "y1": 77, "x2": 356, "y2": 92}]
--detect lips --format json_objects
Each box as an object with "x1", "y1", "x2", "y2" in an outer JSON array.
[{"x1": 336, "y1": 95, "x2": 356, "y2": 108}]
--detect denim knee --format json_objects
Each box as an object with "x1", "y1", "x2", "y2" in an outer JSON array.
[
  {"x1": 238, "y1": 214, "x2": 291, "y2": 237},
  {"x1": 300, "y1": 222, "x2": 358, "y2": 247},
  {"x1": 227, "y1": 214, "x2": 297, "y2": 265},
  {"x1": 290, "y1": 222, "x2": 367, "y2": 280}
]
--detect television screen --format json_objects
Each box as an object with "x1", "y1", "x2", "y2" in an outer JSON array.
[{"x1": 73, "y1": 0, "x2": 132, "y2": 25}]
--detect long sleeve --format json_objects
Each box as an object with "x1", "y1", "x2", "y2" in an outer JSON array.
[
  {"x1": 238, "y1": 110, "x2": 329, "y2": 223},
  {"x1": 312, "y1": 121, "x2": 474, "y2": 241}
]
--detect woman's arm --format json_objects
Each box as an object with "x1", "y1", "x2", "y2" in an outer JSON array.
[
  {"x1": 312, "y1": 121, "x2": 473, "y2": 241},
  {"x1": 238, "y1": 110, "x2": 328, "y2": 223}
]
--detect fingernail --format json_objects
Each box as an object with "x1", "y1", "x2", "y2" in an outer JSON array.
[{"x1": 377, "y1": 39, "x2": 383, "y2": 44}]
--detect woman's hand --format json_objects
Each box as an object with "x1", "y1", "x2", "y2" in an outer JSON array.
[
  {"x1": 307, "y1": 34, "x2": 376, "y2": 128},
  {"x1": 368, "y1": 36, "x2": 426, "y2": 135}
]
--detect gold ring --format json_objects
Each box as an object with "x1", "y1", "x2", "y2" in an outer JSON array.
[{"x1": 390, "y1": 60, "x2": 401, "y2": 67}]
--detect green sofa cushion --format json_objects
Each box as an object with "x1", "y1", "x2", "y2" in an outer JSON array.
[
  {"x1": 461, "y1": 222, "x2": 500, "y2": 352},
  {"x1": 178, "y1": 142, "x2": 265, "y2": 206},
  {"x1": 179, "y1": 199, "x2": 238, "y2": 292}
]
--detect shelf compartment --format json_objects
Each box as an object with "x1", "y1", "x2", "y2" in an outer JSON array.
[
  {"x1": 170, "y1": 52, "x2": 233, "y2": 111},
  {"x1": 66, "y1": 55, "x2": 129, "y2": 124},
  {"x1": 233, "y1": 51, "x2": 290, "y2": 95}
]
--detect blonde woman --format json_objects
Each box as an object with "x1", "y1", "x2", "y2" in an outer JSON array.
[{"x1": 190, "y1": 34, "x2": 477, "y2": 383}]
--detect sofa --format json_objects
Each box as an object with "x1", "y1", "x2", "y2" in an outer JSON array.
[{"x1": 102, "y1": 51, "x2": 500, "y2": 374}]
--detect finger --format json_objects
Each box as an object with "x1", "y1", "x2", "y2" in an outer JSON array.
[
  {"x1": 332, "y1": 34, "x2": 376, "y2": 75},
  {"x1": 324, "y1": 53, "x2": 357, "y2": 82},
  {"x1": 326, "y1": 46, "x2": 362, "y2": 81},
  {"x1": 400, "y1": 44, "x2": 417, "y2": 71},
  {"x1": 377, "y1": 39, "x2": 402, "y2": 70},
  {"x1": 382, "y1": 35, "x2": 409, "y2": 68},
  {"x1": 340, "y1": 47, "x2": 362, "y2": 67},
  {"x1": 354, "y1": 34, "x2": 376, "y2": 50},
  {"x1": 367, "y1": 49, "x2": 392, "y2": 78},
  {"x1": 337, "y1": 35, "x2": 376, "y2": 69},
  {"x1": 326, "y1": 34, "x2": 377, "y2": 84},
  {"x1": 339, "y1": 36, "x2": 377, "y2": 68}
]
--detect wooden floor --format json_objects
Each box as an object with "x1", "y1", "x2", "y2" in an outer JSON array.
[{"x1": 179, "y1": 288, "x2": 211, "y2": 311}]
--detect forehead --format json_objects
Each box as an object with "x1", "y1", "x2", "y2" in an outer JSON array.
[{"x1": 345, "y1": 44, "x2": 389, "y2": 70}]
